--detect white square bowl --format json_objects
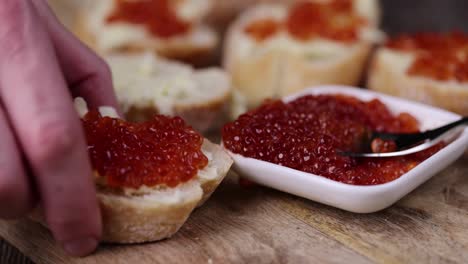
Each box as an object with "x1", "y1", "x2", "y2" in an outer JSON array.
[{"x1": 223, "y1": 85, "x2": 468, "y2": 213}]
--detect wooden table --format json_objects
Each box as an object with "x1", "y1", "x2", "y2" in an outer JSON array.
[
  {"x1": 1, "y1": 155, "x2": 468, "y2": 263},
  {"x1": 2, "y1": 0, "x2": 468, "y2": 263}
]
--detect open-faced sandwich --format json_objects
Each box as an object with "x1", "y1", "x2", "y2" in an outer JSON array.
[
  {"x1": 33, "y1": 98, "x2": 232, "y2": 243},
  {"x1": 224, "y1": 0, "x2": 383, "y2": 109},
  {"x1": 368, "y1": 32, "x2": 468, "y2": 115},
  {"x1": 74, "y1": 0, "x2": 218, "y2": 64},
  {"x1": 106, "y1": 53, "x2": 232, "y2": 133}
]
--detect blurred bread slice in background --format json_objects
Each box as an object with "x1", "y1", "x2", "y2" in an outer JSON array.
[
  {"x1": 106, "y1": 53, "x2": 232, "y2": 133},
  {"x1": 368, "y1": 32, "x2": 468, "y2": 115},
  {"x1": 48, "y1": 0, "x2": 218, "y2": 65},
  {"x1": 224, "y1": 0, "x2": 384, "y2": 109}
]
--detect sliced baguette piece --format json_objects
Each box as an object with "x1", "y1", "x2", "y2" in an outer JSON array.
[
  {"x1": 367, "y1": 47, "x2": 468, "y2": 116},
  {"x1": 98, "y1": 179, "x2": 203, "y2": 243},
  {"x1": 98, "y1": 138, "x2": 232, "y2": 243},
  {"x1": 32, "y1": 99, "x2": 233, "y2": 244},
  {"x1": 224, "y1": 0, "x2": 383, "y2": 109},
  {"x1": 106, "y1": 53, "x2": 232, "y2": 133},
  {"x1": 74, "y1": 0, "x2": 218, "y2": 65}
]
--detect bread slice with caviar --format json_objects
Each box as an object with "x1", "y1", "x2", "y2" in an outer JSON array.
[
  {"x1": 367, "y1": 32, "x2": 468, "y2": 115},
  {"x1": 97, "y1": 140, "x2": 232, "y2": 243},
  {"x1": 72, "y1": 0, "x2": 218, "y2": 64},
  {"x1": 224, "y1": 0, "x2": 383, "y2": 109},
  {"x1": 34, "y1": 98, "x2": 233, "y2": 244},
  {"x1": 105, "y1": 53, "x2": 231, "y2": 133}
]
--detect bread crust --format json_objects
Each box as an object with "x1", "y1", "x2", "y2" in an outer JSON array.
[
  {"x1": 367, "y1": 49, "x2": 468, "y2": 115},
  {"x1": 125, "y1": 87, "x2": 230, "y2": 133},
  {"x1": 175, "y1": 96, "x2": 231, "y2": 133},
  {"x1": 197, "y1": 140, "x2": 234, "y2": 205},
  {"x1": 224, "y1": 44, "x2": 284, "y2": 108},
  {"x1": 98, "y1": 181, "x2": 203, "y2": 243},
  {"x1": 100, "y1": 140, "x2": 231, "y2": 243},
  {"x1": 281, "y1": 44, "x2": 372, "y2": 95},
  {"x1": 223, "y1": 3, "x2": 378, "y2": 108}
]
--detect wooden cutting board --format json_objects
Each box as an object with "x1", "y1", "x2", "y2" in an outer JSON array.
[
  {"x1": 1, "y1": 155, "x2": 468, "y2": 264},
  {"x1": 1, "y1": 1, "x2": 464, "y2": 263}
]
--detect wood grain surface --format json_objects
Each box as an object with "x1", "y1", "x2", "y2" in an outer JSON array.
[
  {"x1": 1, "y1": 155, "x2": 468, "y2": 264},
  {"x1": 2, "y1": 0, "x2": 468, "y2": 263}
]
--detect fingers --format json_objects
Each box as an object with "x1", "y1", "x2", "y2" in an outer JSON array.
[
  {"x1": 31, "y1": 0, "x2": 119, "y2": 110},
  {"x1": 0, "y1": 105, "x2": 34, "y2": 219},
  {"x1": 0, "y1": 0, "x2": 101, "y2": 256}
]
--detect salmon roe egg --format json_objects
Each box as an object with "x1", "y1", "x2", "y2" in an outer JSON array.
[
  {"x1": 82, "y1": 111, "x2": 208, "y2": 189},
  {"x1": 244, "y1": 19, "x2": 282, "y2": 42}
]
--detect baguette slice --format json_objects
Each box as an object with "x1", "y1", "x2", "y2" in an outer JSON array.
[
  {"x1": 224, "y1": 0, "x2": 383, "y2": 109},
  {"x1": 106, "y1": 53, "x2": 231, "y2": 133},
  {"x1": 74, "y1": 0, "x2": 218, "y2": 65},
  {"x1": 32, "y1": 99, "x2": 233, "y2": 244},
  {"x1": 367, "y1": 46, "x2": 468, "y2": 116},
  {"x1": 98, "y1": 139, "x2": 232, "y2": 243}
]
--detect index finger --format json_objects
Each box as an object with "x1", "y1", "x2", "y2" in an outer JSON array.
[
  {"x1": 32, "y1": 0, "x2": 119, "y2": 110},
  {"x1": 0, "y1": 0, "x2": 101, "y2": 256}
]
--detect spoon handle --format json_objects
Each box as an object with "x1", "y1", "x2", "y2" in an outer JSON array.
[{"x1": 376, "y1": 117, "x2": 468, "y2": 149}]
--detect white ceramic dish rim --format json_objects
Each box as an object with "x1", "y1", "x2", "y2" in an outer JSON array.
[{"x1": 223, "y1": 85, "x2": 468, "y2": 213}]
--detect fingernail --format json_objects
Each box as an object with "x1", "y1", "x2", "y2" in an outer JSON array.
[{"x1": 63, "y1": 237, "x2": 98, "y2": 257}]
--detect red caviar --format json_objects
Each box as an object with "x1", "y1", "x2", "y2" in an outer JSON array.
[
  {"x1": 386, "y1": 32, "x2": 468, "y2": 82},
  {"x1": 222, "y1": 95, "x2": 443, "y2": 185},
  {"x1": 106, "y1": 0, "x2": 191, "y2": 38},
  {"x1": 287, "y1": 0, "x2": 365, "y2": 42},
  {"x1": 371, "y1": 138, "x2": 398, "y2": 153},
  {"x1": 245, "y1": 0, "x2": 365, "y2": 43},
  {"x1": 244, "y1": 19, "x2": 281, "y2": 42},
  {"x1": 82, "y1": 111, "x2": 208, "y2": 189}
]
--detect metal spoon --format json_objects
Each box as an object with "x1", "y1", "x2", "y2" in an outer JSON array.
[{"x1": 339, "y1": 117, "x2": 468, "y2": 158}]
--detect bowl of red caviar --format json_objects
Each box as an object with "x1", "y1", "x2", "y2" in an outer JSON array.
[{"x1": 222, "y1": 86, "x2": 468, "y2": 213}]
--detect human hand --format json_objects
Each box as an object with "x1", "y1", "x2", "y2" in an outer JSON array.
[{"x1": 0, "y1": 0, "x2": 118, "y2": 256}]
